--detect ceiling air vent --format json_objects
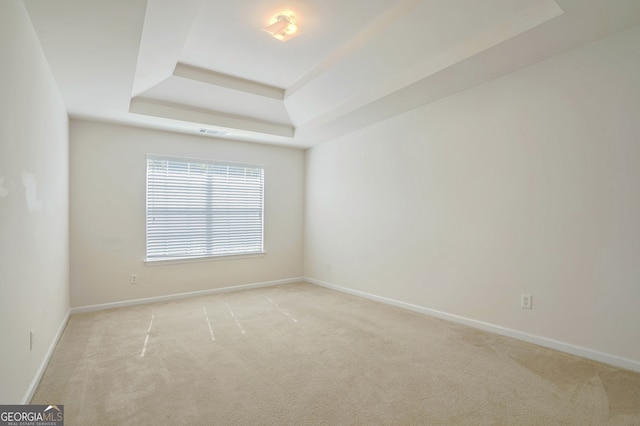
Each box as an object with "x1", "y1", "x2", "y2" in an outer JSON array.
[{"x1": 198, "y1": 128, "x2": 229, "y2": 137}]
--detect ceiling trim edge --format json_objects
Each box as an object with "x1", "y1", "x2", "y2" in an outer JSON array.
[
  {"x1": 174, "y1": 63, "x2": 285, "y2": 100},
  {"x1": 130, "y1": 97, "x2": 295, "y2": 137}
]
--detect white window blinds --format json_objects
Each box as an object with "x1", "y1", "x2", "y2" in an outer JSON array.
[{"x1": 146, "y1": 156, "x2": 264, "y2": 261}]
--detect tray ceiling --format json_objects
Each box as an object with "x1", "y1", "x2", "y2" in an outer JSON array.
[{"x1": 24, "y1": 0, "x2": 640, "y2": 148}]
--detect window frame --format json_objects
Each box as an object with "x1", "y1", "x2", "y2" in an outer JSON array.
[{"x1": 144, "y1": 154, "x2": 265, "y2": 264}]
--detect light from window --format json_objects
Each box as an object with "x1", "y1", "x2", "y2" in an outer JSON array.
[{"x1": 146, "y1": 156, "x2": 264, "y2": 261}]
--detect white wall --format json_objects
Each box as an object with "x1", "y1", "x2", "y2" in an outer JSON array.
[
  {"x1": 70, "y1": 120, "x2": 304, "y2": 308},
  {"x1": 305, "y1": 25, "x2": 640, "y2": 368},
  {"x1": 0, "y1": 2, "x2": 70, "y2": 403}
]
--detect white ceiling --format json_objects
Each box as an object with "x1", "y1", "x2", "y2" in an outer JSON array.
[{"x1": 23, "y1": 0, "x2": 640, "y2": 148}]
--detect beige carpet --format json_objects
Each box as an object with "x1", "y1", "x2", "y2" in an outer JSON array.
[{"x1": 32, "y1": 282, "x2": 640, "y2": 425}]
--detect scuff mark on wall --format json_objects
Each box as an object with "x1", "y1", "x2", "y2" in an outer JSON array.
[
  {"x1": 21, "y1": 172, "x2": 43, "y2": 213},
  {"x1": 0, "y1": 177, "x2": 9, "y2": 198}
]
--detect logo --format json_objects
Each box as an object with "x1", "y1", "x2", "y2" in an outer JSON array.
[{"x1": 0, "y1": 405, "x2": 64, "y2": 426}]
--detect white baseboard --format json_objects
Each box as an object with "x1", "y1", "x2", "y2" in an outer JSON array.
[
  {"x1": 70, "y1": 277, "x2": 304, "y2": 314},
  {"x1": 22, "y1": 309, "x2": 71, "y2": 404},
  {"x1": 304, "y1": 277, "x2": 640, "y2": 373}
]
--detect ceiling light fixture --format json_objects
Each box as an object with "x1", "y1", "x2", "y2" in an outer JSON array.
[{"x1": 264, "y1": 12, "x2": 299, "y2": 41}]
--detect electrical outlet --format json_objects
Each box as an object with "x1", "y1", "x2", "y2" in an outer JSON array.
[
  {"x1": 326, "y1": 263, "x2": 331, "y2": 271},
  {"x1": 30, "y1": 330, "x2": 34, "y2": 351},
  {"x1": 521, "y1": 294, "x2": 532, "y2": 309},
  {"x1": 130, "y1": 274, "x2": 138, "y2": 284}
]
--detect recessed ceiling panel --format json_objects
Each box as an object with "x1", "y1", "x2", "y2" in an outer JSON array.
[{"x1": 178, "y1": 0, "x2": 400, "y2": 88}]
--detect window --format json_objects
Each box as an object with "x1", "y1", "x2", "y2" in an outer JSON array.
[{"x1": 146, "y1": 156, "x2": 264, "y2": 261}]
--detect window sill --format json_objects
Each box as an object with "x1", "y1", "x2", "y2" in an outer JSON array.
[{"x1": 144, "y1": 252, "x2": 266, "y2": 266}]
